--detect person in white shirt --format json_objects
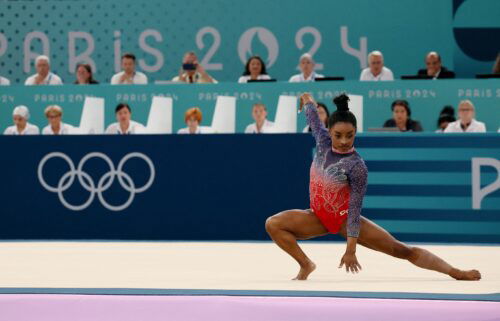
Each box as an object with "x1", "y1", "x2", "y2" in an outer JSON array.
[
  {"x1": 238, "y1": 56, "x2": 271, "y2": 83},
  {"x1": 359, "y1": 51, "x2": 394, "y2": 81},
  {"x1": 110, "y1": 53, "x2": 148, "y2": 85},
  {"x1": 0, "y1": 75, "x2": 10, "y2": 85},
  {"x1": 42, "y1": 105, "x2": 76, "y2": 135},
  {"x1": 25, "y1": 55, "x2": 63, "y2": 85},
  {"x1": 4, "y1": 105, "x2": 40, "y2": 135},
  {"x1": 105, "y1": 103, "x2": 146, "y2": 134},
  {"x1": 289, "y1": 53, "x2": 324, "y2": 82},
  {"x1": 444, "y1": 100, "x2": 486, "y2": 133},
  {"x1": 177, "y1": 107, "x2": 214, "y2": 134},
  {"x1": 245, "y1": 103, "x2": 274, "y2": 133},
  {"x1": 172, "y1": 51, "x2": 217, "y2": 84}
]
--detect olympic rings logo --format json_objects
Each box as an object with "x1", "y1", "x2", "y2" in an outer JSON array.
[{"x1": 38, "y1": 152, "x2": 155, "y2": 211}]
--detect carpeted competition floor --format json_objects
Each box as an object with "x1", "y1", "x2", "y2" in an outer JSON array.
[{"x1": 0, "y1": 242, "x2": 499, "y2": 321}]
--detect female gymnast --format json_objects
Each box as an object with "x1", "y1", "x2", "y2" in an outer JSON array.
[{"x1": 265, "y1": 93, "x2": 481, "y2": 281}]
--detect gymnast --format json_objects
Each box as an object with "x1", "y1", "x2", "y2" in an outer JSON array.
[{"x1": 265, "y1": 93, "x2": 481, "y2": 281}]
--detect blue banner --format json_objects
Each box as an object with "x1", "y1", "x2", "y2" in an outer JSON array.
[{"x1": 0, "y1": 134, "x2": 499, "y2": 243}]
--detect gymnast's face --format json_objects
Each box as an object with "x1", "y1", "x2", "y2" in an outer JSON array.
[{"x1": 330, "y1": 122, "x2": 356, "y2": 153}]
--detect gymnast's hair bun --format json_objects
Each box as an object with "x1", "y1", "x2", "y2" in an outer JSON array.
[{"x1": 333, "y1": 94, "x2": 350, "y2": 112}]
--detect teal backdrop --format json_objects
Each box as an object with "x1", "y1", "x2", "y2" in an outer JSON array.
[
  {"x1": 0, "y1": 0, "x2": 499, "y2": 84},
  {"x1": 1, "y1": 80, "x2": 499, "y2": 133}
]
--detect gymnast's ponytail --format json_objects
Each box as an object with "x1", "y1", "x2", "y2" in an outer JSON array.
[{"x1": 328, "y1": 93, "x2": 357, "y2": 130}]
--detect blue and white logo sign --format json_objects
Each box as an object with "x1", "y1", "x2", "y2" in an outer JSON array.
[
  {"x1": 238, "y1": 27, "x2": 279, "y2": 68},
  {"x1": 38, "y1": 152, "x2": 155, "y2": 212},
  {"x1": 472, "y1": 158, "x2": 500, "y2": 210}
]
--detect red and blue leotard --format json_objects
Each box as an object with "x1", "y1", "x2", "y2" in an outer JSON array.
[{"x1": 305, "y1": 103, "x2": 368, "y2": 238}]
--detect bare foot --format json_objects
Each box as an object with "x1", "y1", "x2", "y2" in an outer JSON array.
[
  {"x1": 293, "y1": 261, "x2": 316, "y2": 280},
  {"x1": 449, "y1": 268, "x2": 481, "y2": 281}
]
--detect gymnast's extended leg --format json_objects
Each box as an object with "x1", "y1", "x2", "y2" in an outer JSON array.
[{"x1": 339, "y1": 216, "x2": 481, "y2": 280}]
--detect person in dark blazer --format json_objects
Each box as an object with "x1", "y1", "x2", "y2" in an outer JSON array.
[{"x1": 417, "y1": 52, "x2": 455, "y2": 79}]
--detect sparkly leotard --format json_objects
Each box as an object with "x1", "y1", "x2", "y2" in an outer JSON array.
[{"x1": 305, "y1": 103, "x2": 368, "y2": 237}]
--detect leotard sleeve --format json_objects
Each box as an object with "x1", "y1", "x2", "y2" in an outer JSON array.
[
  {"x1": 347, "y1": 160, "x2": 368, "y2": 238},
  {"x1": 305, "y1": 103, "x2": 331, "y2": 154}
]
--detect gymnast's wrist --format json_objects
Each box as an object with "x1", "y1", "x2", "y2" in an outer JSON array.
[
  {"x1": 345, "y1": 248, "x2": 356, "y2": 255},
  {"x1": 346, "y1": 237, "x2": 358, "y2": 254}
]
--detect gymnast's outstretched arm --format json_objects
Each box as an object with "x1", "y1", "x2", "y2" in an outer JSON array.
[
  {"x1": 300, "y1": 94, "x2": 331, "y2": 152},
  {"x1": 339, "y1": 160, "x2": 367, "y2": 273}
]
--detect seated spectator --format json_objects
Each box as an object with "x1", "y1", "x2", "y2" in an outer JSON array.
[
  {"x1": 177, "y1": 107, "x2": 214, "y2": 134},
  {"x1": 417, "y1": 52, "x2": 455, "y2": 79},
  {"x1": 435, "y1": 106, "x2": 456, "y2": 133},
  {"x1": 383, "y1": 100, "x2": 423, "y2": 132},
  {"x1": 3, "y1": 105, "x2": 40, "y2": 135},
  {"x1": 303, "y1": 102, "x2": 329, "y2": 132},
  {"x1": 360, "y1": 51, "x2": 394, "y2": 81},
  {"x1": 0, "y1": 73, "x2": 10, "y2": 85},
  {"x1": 42, "y1": 105, "x2": 76, "y2": 135},
  {"x1": 444, "y1": 100, "x2": 486, "y2": 133},
  {"x1": 289, "y1": 53, "x2": 324, "y2": 82},
  {"x1": 105, "y1": 103, "x2": 146, "y2": 134},
  {"x1": 238, "y1": 56, "x2": 271, "y2": 83},
  {"x1": 111, "y1": 53, "x2": 148, "y2": 85},
  {"x1": 172, "y1": 52, "x2": 217, "y2": 84},
  {"x1": 75, "y1": 64, "x2": 99, "y2": 84},
  {"x1": 245, "y1": 103, "x2": 274, "y2": 133},
  {"x1": 25, "y1": 55, "x2": 63, "y2": 85},
  {"x1": 493, "y1": 53, "x2": 500, "y2": 74}
]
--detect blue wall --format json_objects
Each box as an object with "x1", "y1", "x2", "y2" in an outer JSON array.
[{"x1": 0, "y1": 134, "x2": 499, "y2": 243}]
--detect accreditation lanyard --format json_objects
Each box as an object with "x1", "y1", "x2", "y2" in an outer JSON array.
[
  {"x1": 301, "y1": 73, "x2": 315, "y2": 82},
  {"x1": 43, "y1": 73, "x2": 53, "y2": 85}
]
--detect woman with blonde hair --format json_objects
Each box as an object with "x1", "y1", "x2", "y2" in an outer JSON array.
[{"x1": 42, "y1": 105, "x2": 76, "y2": 135}]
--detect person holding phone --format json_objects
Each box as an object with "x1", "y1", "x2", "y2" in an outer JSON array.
[{"x1": 172, "y1": 51, "x2": 217, "y2": 84}]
